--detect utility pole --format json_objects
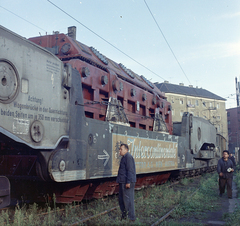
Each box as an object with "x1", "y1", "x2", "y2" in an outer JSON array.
[
  {"x1": 236, "y1": 77, "x2": 240, "y2": 157},
  {"x1": 236, "y1": 77, "x2": 240, "y2": 107}
]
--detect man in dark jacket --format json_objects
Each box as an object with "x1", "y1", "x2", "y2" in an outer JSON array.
[
  {"x1": 217, "y1": 150, "x2": 234, "y2": 198},
  {"x1": 116, "y1": 143, "x2": 136, "y2": 221}
]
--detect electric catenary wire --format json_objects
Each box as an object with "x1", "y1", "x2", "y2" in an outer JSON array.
[
  {"x1": 47, "y1": 0, "x2": 166, "y2": 81},
  {"x1": 144, "y1": 0, "x2": 191, "y2": 85},
  {"x1": 0, "y1": 5, "x2": 47, "y2": 33}
]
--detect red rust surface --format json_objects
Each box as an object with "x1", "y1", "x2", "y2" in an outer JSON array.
[
  {"x1": 92, "y1": 181, "x2": 118, "y2": 199},
  {"x1": 55, "y1": 184, "x2": 90, "y2": 203},
  {"x1": 135, "y1": 173, "x2": 171, "y2": 190},
  {"x1": 29, "y1": 32, "x2": 173, "y2": 134}
]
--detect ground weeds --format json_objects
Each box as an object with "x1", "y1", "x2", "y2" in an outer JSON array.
[
  {"x1": 223, "y1": 168, "x2": 240, "y2": 226},
  {"x1": 0, "y1": 174, "x2": 216, "y2": 225}
]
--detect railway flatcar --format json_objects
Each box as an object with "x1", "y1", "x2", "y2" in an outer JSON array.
[{"x1": 0, "y1": 25, "x2": 225, "y2": 206}]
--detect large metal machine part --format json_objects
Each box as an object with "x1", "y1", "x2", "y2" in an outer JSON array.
[{"x1": 29, "y1": 26, "x2": 172, "y2": 134}]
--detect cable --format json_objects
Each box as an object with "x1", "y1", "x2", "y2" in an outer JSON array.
[
  {"x1": 144, "y1": 0, "x2": 191, "y2": 85},
  {"x1": 47, "y1": 0, "x2": 166, "y2": 81},
  {"x1": 0, "y1": 5, "x2": 47, "y2": 32},
  {"x1": 225, "y1": 93, "x2": 235, "y2": 99}
]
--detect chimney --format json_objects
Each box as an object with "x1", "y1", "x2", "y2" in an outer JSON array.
[
  {"x1": 179, "y1": 83, "x2": 184, "y2": 86},
  {"x1": 164, "y1": 80, "x2": 169, "y2": 83},
  {"x1": 189, "y1": 85, "x2": 193, "y2": 88},
  {"x1": 68, "y1": 26, "x2": 76, "y2": 40}
]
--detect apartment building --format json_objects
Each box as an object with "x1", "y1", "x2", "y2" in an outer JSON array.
[{"x1": 155, "y1": 82, "x2": 227, "y2": 140}]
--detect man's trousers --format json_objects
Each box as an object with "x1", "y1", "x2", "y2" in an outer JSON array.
[
  {"x1": 118, "y1": 183, "x2": 136, "y2": 220},
  {"x1": 219, "y1": 177, "x2": 232, "y2": 198}
]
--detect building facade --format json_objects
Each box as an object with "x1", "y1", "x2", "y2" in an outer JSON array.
[{"x1": 155, "y1": 82, "x2": 228, "y2": 141}]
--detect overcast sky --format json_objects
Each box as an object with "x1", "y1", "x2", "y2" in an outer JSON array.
[{"x1": 1, "y1": 0, "x2": 239, "y2": 109}]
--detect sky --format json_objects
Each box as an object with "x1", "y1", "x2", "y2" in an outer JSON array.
[{"x1": 1, "y1": 0, "x2": 240, "y2": 109}]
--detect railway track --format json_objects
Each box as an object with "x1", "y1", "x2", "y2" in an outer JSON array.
[
  {"x1": 69, "y1": 174, "x2": 204, "y2": 225},
  {"x1": 0, "y1": 172, "x2": 215, "y2": 225}
]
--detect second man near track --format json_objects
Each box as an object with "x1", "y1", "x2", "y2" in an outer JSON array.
[{"x1": 217, "y1": 150, "x2": 235, "y2": 199}]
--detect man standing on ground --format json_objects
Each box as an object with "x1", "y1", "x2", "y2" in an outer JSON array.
[
  {"x1": 217, "y1": 150, "x2": 234, "y2": 199},
  {"x1": 116, "y1": 143, "x2": 136, "y2": 221}
]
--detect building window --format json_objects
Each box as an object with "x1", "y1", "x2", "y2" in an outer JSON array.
[
  {"x1": 228, "y1": 120, "x2": 231, "y2": 125},
  {"x1": 171, "y1": 97, "x2": 174, "y2": 103},
  {"x1": 202, "y1": 111, "x2": 208, "y2": 119},
  {"x1": 195, "y1": 100, "x2": 199, "y2": 106},
  {"x1": 216, "y1": 115, "x2": 221, "y2": 120},
  {"x1": 202, "y1": 101, "x2": 206, "y2": 107},
  {"x1": 172, "y1": 109, "x2": 174, "y2": 116},
  {"x1": 217, "y1": 103, "x2": 219, "y2": 109},
  {"x1": 227, "y1": 112, "x2": 230, "y2": 117},
  {"x1": 209, "y1": 102, "x2": 212, "y2": 108},
  {"x1": 180, "y1": 98, "x2": 183, "y2": 104},
  {"x1": 180, "y1": 110, "x2": 184, "y2": 117},
  {"x1": 188, "y1": 100, "x2": 191, "y2": 105}
]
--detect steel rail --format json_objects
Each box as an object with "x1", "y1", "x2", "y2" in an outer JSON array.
[
  {"x1": 70, "y1": 205, "x2": 119, "y2": 226},
  {"x1": 151, "y1": 187, "x2": 200, "y2": 226}
]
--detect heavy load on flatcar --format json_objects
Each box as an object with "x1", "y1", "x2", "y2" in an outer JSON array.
[{"x1": 0, "y1": 25, "x2": 224, "y2": 206}]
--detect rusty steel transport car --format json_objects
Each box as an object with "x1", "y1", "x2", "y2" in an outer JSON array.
[{"x1": 0, "y1": 25, "x2": 225, "y2": 206}]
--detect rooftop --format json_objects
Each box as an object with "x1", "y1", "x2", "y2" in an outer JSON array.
[{"x1": 155, "y1": 82, "x2": 226, "y2": 101}]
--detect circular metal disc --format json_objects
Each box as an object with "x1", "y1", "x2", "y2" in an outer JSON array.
[
  {"x1": 0, "y1": 60, "x2": 19, "y2": 103},
  {"x1": 30, "y1": 120, "x2": 44, "y2": 143}
]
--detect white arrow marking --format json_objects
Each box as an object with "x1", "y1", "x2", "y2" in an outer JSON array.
[{"x1": 98, "y1": 150, "x2": 110, "y2": 166}]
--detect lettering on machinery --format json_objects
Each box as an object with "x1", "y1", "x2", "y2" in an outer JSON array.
[
  {"x1": 0, "y1": 95, "x2": 69, "y2": 127},
  {"x1": 112, "y1": 134, "x2": 178, "y2": 175}
]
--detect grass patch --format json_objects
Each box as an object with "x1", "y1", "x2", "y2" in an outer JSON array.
[
  {"x1": 179, "y1": 178, "x2": 189, "y2": 186},
  {"x1": 166, "y1": 173, "x2": 219, "y2": 224},
  {"x1": 222, "y1": 166, "x2": 240, "y2": 226}
]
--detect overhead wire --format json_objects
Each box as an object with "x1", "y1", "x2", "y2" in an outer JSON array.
[
  {"x1": 0, "y1": 3, "x2": 171, "y2": 124},
  {"x1": 46, "y1": 0, "x2": 166, "y2": 81},
  {"x1": 225, "y1": 93, "x2": 235, "y2": 99},
  {"x1": 144, "y1": 0, "x2": 191, "y2": 85},
  {"x1": 0, "y1": 5, "x2": 47, "y2": 33}
]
